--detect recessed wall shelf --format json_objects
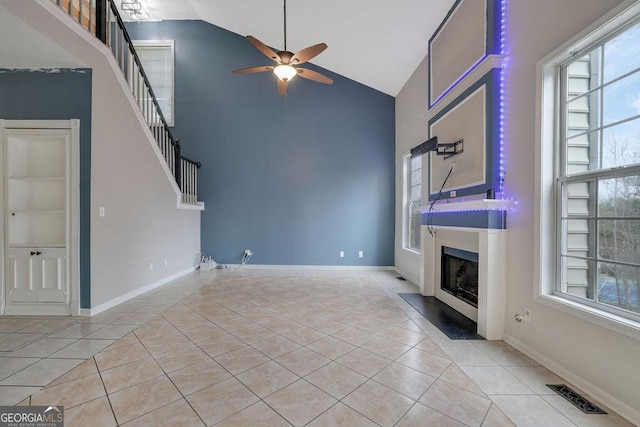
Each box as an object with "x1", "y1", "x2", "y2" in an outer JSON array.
[{"x1": 3, "y1": 126, "x2": 70, "y2": 306}]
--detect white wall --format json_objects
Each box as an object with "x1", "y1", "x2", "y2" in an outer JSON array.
[
  {"x1": 504, "y1": 0, "x2": 639, "y2": 421},
  {"x1": 89, "y1": 57, "x2": 200, "y2": 308},
  {"x1": 395, "y1": 57, "x2": 428, "y2": 285},
  {"x1": 2, "y1": 0, "x2": 201, "y2": 310},
  {"x1": 396, "y1": 0, "x2": 640, "y2": 422}
]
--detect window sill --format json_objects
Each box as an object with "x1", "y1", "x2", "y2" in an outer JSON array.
[
  {"x1": 535, "y1": 293, "x2": 640, "y2": 341},
  {"x1": 402, "y1": 247, "x2": 421, "y2": 256}
]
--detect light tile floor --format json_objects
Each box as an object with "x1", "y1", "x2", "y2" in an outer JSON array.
[{"x1": 0, "y1": 268, "x2": 635, "y2": 426}]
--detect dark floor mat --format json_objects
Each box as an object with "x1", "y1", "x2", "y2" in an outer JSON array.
[{"x1": 398, "y1": 293, "x2": 484, "y2": 340}]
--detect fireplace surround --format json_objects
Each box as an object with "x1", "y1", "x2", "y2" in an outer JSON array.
[{"x1": 421, "y1": 224, "x2": 506, "y2": 340}]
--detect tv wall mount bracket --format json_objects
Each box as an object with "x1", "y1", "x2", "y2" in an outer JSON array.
[{"x1": 410, "y1": 136, "x2": 463, "y2": 159}]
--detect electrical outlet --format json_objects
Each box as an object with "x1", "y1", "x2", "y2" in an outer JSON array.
[
  {"x1": 450, "y1": 190, "x2": 457, "y2": 198},
  {"x1": 339, "y1": 251, "x2": 344, "y2": 258},
  {"x1": 358, "y1": 251, "x2": 364, "y2": 258},
  {"x1": 149, "y1": 262, "x2": 154, "y2": 271},
  {"x1": 163, "y1": 258, "x2": 168, "y2": 268},
  {"x1": 99, "y1": 206, "x2": 105, "y2": 217},
  {"x1": 523, "y1": 306, "x2": 533, "y2": 323},
  {"x1": 450, "y1": 162, "x2": 457, "y2": 171}
]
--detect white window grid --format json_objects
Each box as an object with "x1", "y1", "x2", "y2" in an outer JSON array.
[
  {"x1": 556, "y1": 18, "x2": 640, "y2": 321},
  {"x1": 405, "y1": 154, "x2": 422, "y2": 252},
  {"x1": 133, "y1": 40, "x2": 175, "y2": 126}
]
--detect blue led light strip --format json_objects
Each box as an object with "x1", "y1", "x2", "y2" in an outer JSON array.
[{"x1": 499, "y1": 0, "x2": 507, "y2": 194}]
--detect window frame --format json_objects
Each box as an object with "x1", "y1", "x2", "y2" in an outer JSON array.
[
  {"x1": 535, "y1": 0, "x2": 640, "y2": 340},
  {"x1": 132, "y1": 40, "x2": 175, "y2": 127},
  {"x1": 403, "y1": 152, "x2": 423, "y2": 253}
]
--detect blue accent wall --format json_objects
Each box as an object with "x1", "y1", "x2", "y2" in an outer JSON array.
[
  {"x1": 126, "y1": 21, "x2": 395, "y2": 266},
  {"x1": 0, "y1": 69, "x2": 92, "y2": 308}
]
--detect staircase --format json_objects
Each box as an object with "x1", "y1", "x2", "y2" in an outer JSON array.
[
  {"x1": 49, "y1": 0, "x2": 202, "y2": 206},
  {"x1": 1, "y1": 0, "x2": 203, "y2": 313}
]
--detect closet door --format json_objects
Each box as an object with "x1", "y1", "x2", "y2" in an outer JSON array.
[{"x1": 6, "y1": 248, "x2": 67, "y2": 303}]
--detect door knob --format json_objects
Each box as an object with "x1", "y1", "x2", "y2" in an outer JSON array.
[
  {"x1": 30, "y1": 251, "x2": 36, "y2": 256},
  {"x1": 36, "y1": 251, "x2": 42, "y2": 256}
]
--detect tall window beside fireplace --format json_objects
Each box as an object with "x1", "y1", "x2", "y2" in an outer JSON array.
[
  {"x1": 537, "y1": 3, "x2": 640, "y2": 334},
  {"x1": 404, "y1": 154, "x2": 422, "y2": 252}
]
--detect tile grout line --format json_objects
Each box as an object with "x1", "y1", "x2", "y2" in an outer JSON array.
[{"x1": 94, "y1": 355, "x2": 125, "y2": 425}]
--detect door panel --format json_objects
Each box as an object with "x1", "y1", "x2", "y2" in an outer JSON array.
[
  {"x1": 8, "y1": 248, "x2": 37, "y2": 302},
  {"x1": 38, "y1": 249, "x2": 67, "y2": 303}
]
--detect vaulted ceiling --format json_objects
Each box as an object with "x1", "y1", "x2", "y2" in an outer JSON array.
[
  {"x1": 0, "y1": 0, "x2": 458, "y2": 96},
  {"x1": 126, "y1": 0, "x2": 457, "y2": 96}
]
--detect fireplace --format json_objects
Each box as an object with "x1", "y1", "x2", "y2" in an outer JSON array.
[
  {"x1": 420, "y1": 226, "x2": 506, "y2": 340},
  {"x1": 441, "y1": 247, "x2": 479, "y2": 308}
]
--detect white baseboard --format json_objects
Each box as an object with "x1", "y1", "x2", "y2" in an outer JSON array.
[
  {"x1": 80, "y1": 267, "x2": 196, "y2": 316},
  {"x1": 503, "y1": 334, "x2": 640, "y2": 425},
  {"x1": 237, "y1": 264, "x2": 395, "y2": 271}
]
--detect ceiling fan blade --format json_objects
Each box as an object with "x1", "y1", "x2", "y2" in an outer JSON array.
[
  {"x1": 233, "y1": 65, "x2": 274, "y2": 74},
  {"x1": 246, "y1": 36, "x2": 280, "y2": 62},
  {"x1": 296, "y1": 68, "x2": 333, "y2": 84},
  {"x1": 291, "y1": 43, "x2": 327, "y2": 65},
  {"x1": 277, "y1": 79, "x2": 288, "y2": 96}
]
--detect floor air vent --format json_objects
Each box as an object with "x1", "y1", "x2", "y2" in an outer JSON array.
[
  {"x1": 546, "y1": 384, "x2": 607, "y2": 414},
  {"x1": 395, "y1": 276, "x2": 406, "y2": 281}
]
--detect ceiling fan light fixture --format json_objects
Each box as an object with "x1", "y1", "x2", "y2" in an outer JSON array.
[
  {"x1": 273, "y1": 64, "x2": 297, "y2": 81},
  {"x1": 232, "y1": 0, "x2": 331, "y2": 94}
]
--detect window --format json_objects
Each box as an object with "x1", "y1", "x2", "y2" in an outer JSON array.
[
  {"x1": 539, "y1": 4, "x2": 640, "y2": 328},
  {"x1": 404, "y1": 154, "x2": 422, "y2": 252},
  {"x1": 133, "y1": 40, "x2": 175, "y2": 126}
]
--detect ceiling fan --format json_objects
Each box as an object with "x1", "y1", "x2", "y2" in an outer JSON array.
[{"x1": 232, "y1": 0, "x2": 333, "y2": 96}]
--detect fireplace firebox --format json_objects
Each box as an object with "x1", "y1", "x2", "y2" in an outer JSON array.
[{"x1": 441, "y1": 247, "x2": 479, "y2": 308}]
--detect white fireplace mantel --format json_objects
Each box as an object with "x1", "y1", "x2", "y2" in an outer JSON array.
[
  {"x1": 421, "y1": 225, "x2": 506, "y2": 340},
  {"x1": 419, "y1": 198, "x2": 516, "y2": 214}
]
